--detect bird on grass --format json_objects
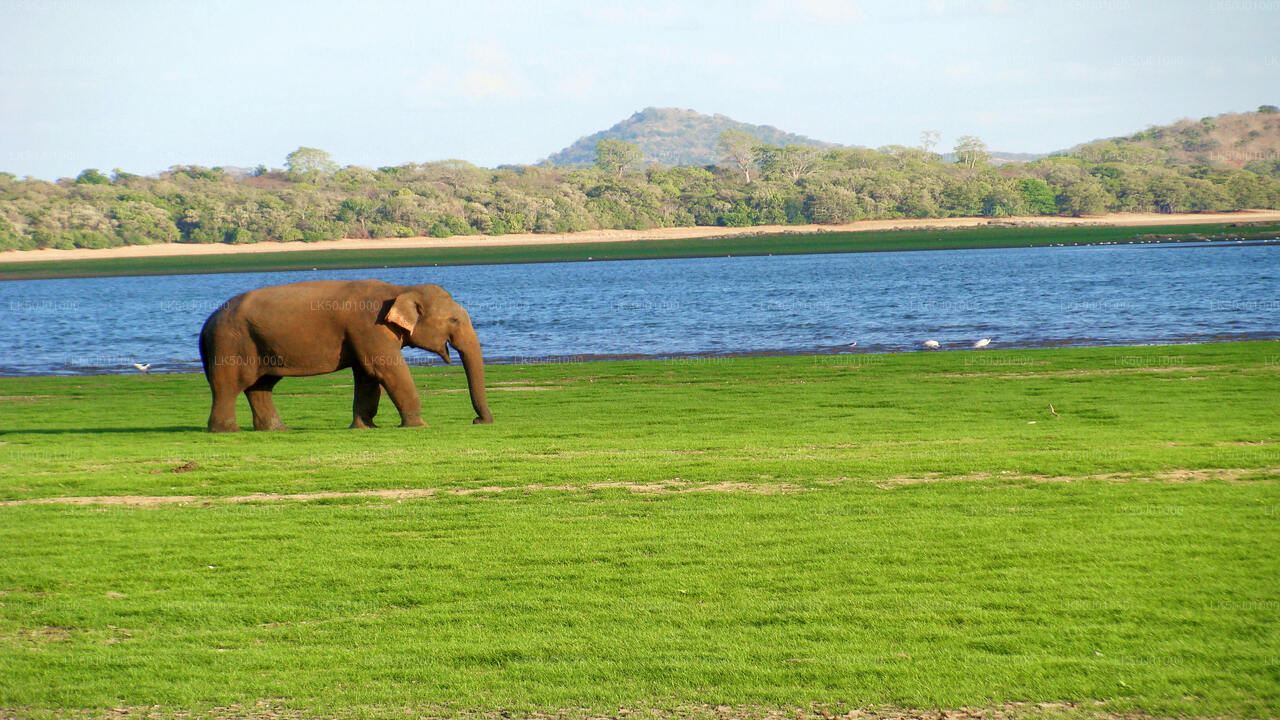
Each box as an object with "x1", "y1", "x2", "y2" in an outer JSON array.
[
  {"x1": 132, "y1": 363, "x2": 151, "y2": 373},
  {"x1": 973, "y1": 338, "x2": 991, "y2": 348},
  {"x1": 923, "y1": 340, "x2": 940, "y2": 349}
]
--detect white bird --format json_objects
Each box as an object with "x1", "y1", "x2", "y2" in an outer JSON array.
[
  {"x1": 132, "y1": 363, "x2": 151, "y2": 373},
  {"x1": 923, "y1": 340, "x2": 940, "y2": 349},
  {"x1": 847, "y1": 341, "x2": 857, "y2": 347},
  {"x1": 973, "y1": 338, "x2": 991, "y2": 348}
]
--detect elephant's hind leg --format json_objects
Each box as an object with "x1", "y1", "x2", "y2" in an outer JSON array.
[
  {"x1": 350, "y1": 367, "x2": 381, "y2": 429},
  {"x1": 245, "y1": 375, "x2": 289, "y2": 431},
  {"x1": 207, "y1": 375, "x2": 242, "y2": 433},
  {"x1": 208, "y1": 388, "x2": 241, "y2": 432}
]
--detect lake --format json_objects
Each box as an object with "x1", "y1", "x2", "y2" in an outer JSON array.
[{"x1": 0, "y1": 242, "x2": 1277, "y2": 376}]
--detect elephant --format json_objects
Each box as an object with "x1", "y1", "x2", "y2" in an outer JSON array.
[{"x1": 199, "y1": 279, "x2": 493, "y2": 432}]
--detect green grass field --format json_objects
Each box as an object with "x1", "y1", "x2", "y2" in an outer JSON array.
[
  {"x1": 2, "y1": 221, "x2": 1278, "y2": 280},
  {"x1": 1, "y1": 342, "x2": 1278, "y2": 719}
]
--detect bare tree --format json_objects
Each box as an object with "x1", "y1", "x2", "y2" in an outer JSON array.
[
  {"x1": 919, "y1": 130, "x2": 940, "y2": 154},
  {"x1": 765, "y1": 145, "x2": 823, "y2": 181},
  {"x1": 718, "y1": 130, "x2": 760, "y2": 183}
]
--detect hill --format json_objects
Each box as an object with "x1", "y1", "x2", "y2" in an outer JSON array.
[
  {"x1": 4, "y1": 104, "x2": 1279, "y2": 252},
  {"x1": 1082, "y1": 105, "x2": 1280, "y2": 170},
  {"x1": 543, "y1": 107, "x2": 839, "y2": 167}
]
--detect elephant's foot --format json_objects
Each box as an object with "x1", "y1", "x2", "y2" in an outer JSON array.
[
  {"x1": 253, "y1": 418, "x2": 289, "y2": 431},
  {"x1": 399, "y1": 416, "x2": 428, "y2": 428},
  {"x1": 473, "y1": 415, "x2": 494, "y2": 424},
  {"x1": 207, "y1": 419, "x2": 240, "y2": 433},
  {"x1": 350, "y1": 417, "x2": 378, "y2": 429}
]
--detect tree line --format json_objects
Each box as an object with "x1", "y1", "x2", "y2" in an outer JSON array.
[{"x1": 2, "y1": 134, "x2": 1279, "y2": 251}]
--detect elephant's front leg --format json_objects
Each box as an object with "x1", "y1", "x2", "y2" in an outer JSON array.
[
  {"x1": 245, "y1": 375, "x2": 288, "y2": 431},
  {"x1": 350, "y1": 367, "x2": 382, "y2": 429},
  {"x1": 373, "y1": 358, "x2": 427, "y2": 428}
]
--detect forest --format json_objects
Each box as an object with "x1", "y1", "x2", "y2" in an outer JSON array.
[{"x1": 2, "y1": 118, "x2": 1279, "y2": 251}]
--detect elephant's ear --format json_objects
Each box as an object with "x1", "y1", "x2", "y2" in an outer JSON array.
[{"x1": 385, "y1": 294, "x2": 420, "y2": 333}]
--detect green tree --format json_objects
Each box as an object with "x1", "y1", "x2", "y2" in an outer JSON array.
[
  {"x1": 953, "y1": 136, "x2": 989, "y2": 170},
  {"x1": 337, "y1": 197, "x2": 380, "y2": 236},
  {"x1": 1058, "y1": 179, "x2": 1110, "y2": 216},
  {"x1": 110, "y1": 201, "x2": 179, "y2": 245},
  {"x1": 981, "y1": 182, "x2": 1022, "y2": 217},
  {"x1": 1149, "y1": 175, "x2": 1189, "y2": 213},
  {"x1": 594, "y1": 139, "x2": 642, "y2": 179},
  {"x1": 0, "y1": 210, "x2": 28, "y2": 250},
  {"x1": 1244, "y1": 157, "x2": 1280, "y2": 179},
  {"x1": 1226, "y1": 172, "x2": 1269, "y2": 208},
  {"x1": 75, "y1": 169, "x2": 111, "y2": 185},
  {"x1": 285, "y1": 147, "x2": 338, "y2": 181},
  {"x1": 804, "y1": 183, "x2": 865, "y2": 223},
  {"x1": 1017, "y1": 178, "x2": 1058, "y2": 214},
  {"x1": 940, "y1": 176, "x2": 987, "y2": 215}
]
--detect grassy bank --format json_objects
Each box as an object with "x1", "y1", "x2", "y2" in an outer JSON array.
[
  {"x1": 1, "y1": 342, "x2": 1278, "y2": 719},
  {"x1": 2, "y1": 221, "x2": 1278, "y2": 280}
]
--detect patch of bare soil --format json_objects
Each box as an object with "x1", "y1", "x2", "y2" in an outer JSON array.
[
  {"x1": 0, "y1": 479, "x2": 798, "y2": 508},
  {"x1": 426, "y1": 385, "x2": 563, "y2": 394},
  {"x1": 0, "y1": 625, "x2": 73, "y2": 646},
  {"x1": 870, "y1": 467, "x2": 1280, "y2": 489}
]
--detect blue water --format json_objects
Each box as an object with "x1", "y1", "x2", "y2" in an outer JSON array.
[{"x1": 0, "y1": 242, "x2": 1277, "y2": 375}]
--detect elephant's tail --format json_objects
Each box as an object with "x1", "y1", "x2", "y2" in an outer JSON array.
[{"x1": 198, "y1": 316, "x2": 213, "y2": 381}]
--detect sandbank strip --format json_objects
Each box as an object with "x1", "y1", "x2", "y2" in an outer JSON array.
[{"x1": 3, "y1": 210, "x2": 1278, "y2": 264}]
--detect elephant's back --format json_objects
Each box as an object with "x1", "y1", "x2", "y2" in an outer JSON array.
[
  {"x1": 235, "y1": 280, "x2": 399, "y2": 311},
  {"x1": 203, "y1": 280, "x2": 402, "y2": 346},
  {"x1": 217, "y1": 279, "x2": 398, "y2": 344}
]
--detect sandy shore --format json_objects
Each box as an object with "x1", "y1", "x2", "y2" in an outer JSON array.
[{"x1": 3, "y1": 210, "x2": 1278, "y2": 264}]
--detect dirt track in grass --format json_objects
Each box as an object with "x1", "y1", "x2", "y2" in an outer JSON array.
[
  {"x1": 0, "y1": 479, "x2": 800, "y2": 507},
  {"x1": 5, "y1": 467, "x2": 1275, "y2": 507}
]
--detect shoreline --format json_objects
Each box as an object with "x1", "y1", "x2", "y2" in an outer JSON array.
[
  {"x1": 7, "y1": 333, "x2": 1276, "y2": 379},
  {"x1": 4, "y1": 209, "x2": 1280, "y2": 264}
]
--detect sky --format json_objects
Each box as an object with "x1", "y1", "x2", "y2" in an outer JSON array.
[{"x1": 2, "y1": 0, "x2": 1278, "y2": 180}]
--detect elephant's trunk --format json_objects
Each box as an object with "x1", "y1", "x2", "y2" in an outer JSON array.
[{"x1": 452, "y1": 328, "x2": 493, "y2": 424}]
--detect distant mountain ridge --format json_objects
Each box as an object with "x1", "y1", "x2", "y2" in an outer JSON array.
[
  {"x1": 543, "y1": 107, "x2": 839, "y2": 167},
  {"x1": 939, "y1": 151, "x2": 1048, "y2": 166},
  {"x1": 545, "y1": 107, "x2": 1054, "y2": 168}
]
